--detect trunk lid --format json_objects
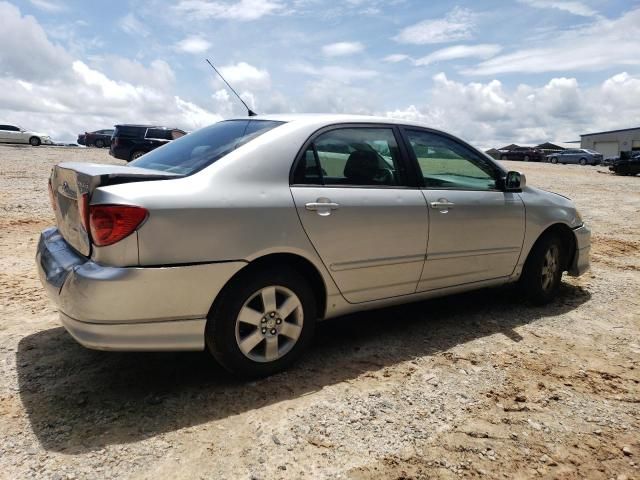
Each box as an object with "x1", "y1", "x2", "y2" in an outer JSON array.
[{"x1": 50, "y1": 162, "x2": 179, "y2": 256}]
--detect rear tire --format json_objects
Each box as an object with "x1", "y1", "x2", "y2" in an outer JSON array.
[
  {"x1": 95, "y1": 139, "x2": 105, "y2": 148},
  {"x1": 129, "y1": 150, "x2": 145, "y2": 161},
  {"x1": 524, "y1": 155, "x2": 530, "y2": 162},
  {"x1": 520, "y1": 234, "x2": 565, "y2": 305},
  {"x1": 206, "y1": 267, "x2": 317, "y2": 378},
  {"x1": 29, "y1": 136, "x2": 41, "y2": 146},
  {"x1": 500, "y1": 155, "x2": 508, "y2": 160}
]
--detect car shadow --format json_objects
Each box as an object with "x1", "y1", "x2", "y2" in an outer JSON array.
[{"x1": 17, "y1": 283, "x2": 590, "y2": 454}]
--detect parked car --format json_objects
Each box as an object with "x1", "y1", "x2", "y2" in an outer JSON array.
[
  {"x1": 548, "y1": 149, "x2": 603, "y2": 165},
  {"x1": 79, "y1": 129, "x2": 114, "y2": 148},
  {"x1": 0, "y1": 124, "x2": 52, "y2": 146},
  {"x1": 37, "y1": 115, "x2": 590, "y2": 377},
  {"x1": 109, "y1": 124, "x2": 186, "y2": 162},
  {"x1": 499, "y1": 147, "x2": 544, "y2": 162},
  {"x1": 609, "y1": 152, "x2": 640, "y2": 176}
]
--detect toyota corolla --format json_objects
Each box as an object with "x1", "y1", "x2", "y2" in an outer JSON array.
[{"x1": 37, "y1": 115, "x2": 590, "y2": 377}]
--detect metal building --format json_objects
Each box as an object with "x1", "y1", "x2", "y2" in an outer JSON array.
[{"x1": 580, "y1": 127, "x2": 640, "y2": 158}]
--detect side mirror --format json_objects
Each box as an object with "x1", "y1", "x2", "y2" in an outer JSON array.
[{"x1": 502, "y1": 171, "x2": 526, "y2": 191}]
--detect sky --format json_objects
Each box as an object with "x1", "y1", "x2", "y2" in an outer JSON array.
[{"x1": 1, "y1": 0, "x2": 639, "y2": 148}]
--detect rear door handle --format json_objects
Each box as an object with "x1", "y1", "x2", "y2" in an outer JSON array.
[{"x1": 305, "y1": 199, "x2": 340, "y2": 216}]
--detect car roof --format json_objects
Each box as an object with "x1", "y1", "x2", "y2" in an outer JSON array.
[
  {"x1": 226, "y1": 113, "x2": 445, "y2": 130},
  {"x1": 114, "y1": 124, "x2": 175, "y2": 129}
]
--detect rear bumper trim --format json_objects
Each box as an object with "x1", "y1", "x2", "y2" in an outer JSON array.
[{"x1": 61, "y1": 313, "x2": 206, "y2": 351}]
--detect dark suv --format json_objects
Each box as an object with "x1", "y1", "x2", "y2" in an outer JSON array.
[
  {"x1": 109, "y1": 125, "x2": 187, "y2": 162},
  {"x1": 499, "y1": 147, "x2": 544, "y2": 162}
]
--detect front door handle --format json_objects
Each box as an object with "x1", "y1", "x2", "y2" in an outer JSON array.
[
  {"x1": 430, "y1": 199, "x2": 455, "y2": 212},
  {"x1": 305, "y1": 198, "x2": 340, "y2": 216}
]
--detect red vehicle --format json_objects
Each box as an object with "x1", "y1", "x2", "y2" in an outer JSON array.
[{"x1": 499, "y1": 147, "x2": 544, "y2": 162}]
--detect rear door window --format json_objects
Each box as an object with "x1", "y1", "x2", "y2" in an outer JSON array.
[
  {"x1": 129, "y1": 120, "x2": 283, "y2": 175},
  {"x1": 115, "y1": 126, "x2": 147, "y2": 138},
  {"x1": 293, "y1": 127, "x2": 407, "y2": 187}
]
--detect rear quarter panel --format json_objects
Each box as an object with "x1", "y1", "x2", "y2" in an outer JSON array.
[{"x1": 91, "y1": 120, "x2": 343, "y2": 296}]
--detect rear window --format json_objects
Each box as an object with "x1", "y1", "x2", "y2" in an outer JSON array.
[
  {"x1": 115, "y1": 126, "x2": 147, "y2": 138},
  {"x1": 129, "y1": 119, "x2": 284, "y2": 175},
  {"x1": 145, "y1": 128, "x2": 173, "y2": 140}
]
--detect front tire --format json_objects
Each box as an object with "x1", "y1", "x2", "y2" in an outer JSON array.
[
  {"x1": 520, "y1": 234, "x2": 565, "y2": 305},
  {"x1": 500, "y1": 155, "x2": 508, "y2": 160},
  {"x1": 95, "y1": 139, "x2": 105, "y2": 148},
  {"x1": 206, "y1": 267, "x2": 317, "y2": 378},
  {"x1": 579, "y1": 158, "x2": 587, "y2": 165},
  {"x1": 524, "y1": 155, "x2": 530, "y2": 162},
  {"x1": 29, "y1": 136, "x2": 41, "y2": 146},
  {"x1": 550, "y1": 157, "x2": 558, "y2": 164}
]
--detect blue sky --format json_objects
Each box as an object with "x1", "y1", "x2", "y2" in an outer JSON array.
[{"x1": 2, "y1": 0, "x2": 639, "y2": 147}]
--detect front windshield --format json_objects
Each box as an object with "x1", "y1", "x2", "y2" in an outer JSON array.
[{"x1": 129, "y1": 119, "x2": 284, "y2": 175}]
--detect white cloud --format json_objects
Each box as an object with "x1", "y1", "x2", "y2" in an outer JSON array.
[
  {"x1": 0, "y1": 2, "x2": 72, "y2": 82},
  {"x1": 289, "y1": 63, "x2": 378, "y2": 82},
  {"x1": 28, "y1": 0, "x2": 65, "y2": 12},
  {"x1": 118, "y1": 13, "x2": 149, "y2": 37},
  {"x1": 322, "y1": 41, "x2": 364, "y2": 57},
  {"x1": 218, "y1": 62, "x2": 271, "y2": 90},
  {"x1": 175, "y1": 36, "x2": 212, "y2": 54},
  {"x1": 383, "y1": 54, "x2": 410, "y2": 63},
  {"x1": 466, "y1": 8, "x2": 640, "y2": 75},
  {"x1": 0, "y1": 3, "x2": 223, "y2": 142},
  {"x1": 518, "y1": 0, "x2": 599, "y2": 17},
  {"x1": 394, "y1": 7, "x2": 475, "y2": 44},
  {"x1": 414, "y1": 44, "x2": 502, "y2": 66},
  {"x1": 385, "y1": 72, "x2": 640, "y2": 150},
  {"x1": 174, "y1": 0, "x2": 284, "y2": 21}
]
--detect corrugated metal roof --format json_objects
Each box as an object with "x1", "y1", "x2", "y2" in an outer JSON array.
[{"x1": 580, "y1": 127, "x2": 640, "y2": 137}]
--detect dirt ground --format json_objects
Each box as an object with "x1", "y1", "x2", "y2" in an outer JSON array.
[{"x1": 0, "y1": 144, "x2": 638, "y2": 480}]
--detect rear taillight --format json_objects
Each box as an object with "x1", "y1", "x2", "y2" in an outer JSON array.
[
  {"x1": 47, "y1": 180, "x2": 57, "y2": 212},
  {"x1": 89, "y1": 205, "x2": 148, "y2": 247}
]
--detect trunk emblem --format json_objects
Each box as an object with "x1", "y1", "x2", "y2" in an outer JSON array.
[{"x1": 61, "y1": 181, "x2": 76, "y2": 198}]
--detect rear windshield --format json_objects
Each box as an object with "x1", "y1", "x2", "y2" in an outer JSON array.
[{"x1": 129, "y1": 120, "x2": 284, "y2": 175}]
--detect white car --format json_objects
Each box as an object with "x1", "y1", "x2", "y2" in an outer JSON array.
[{"x1": 0, "y1": 124, "x2": 53, "y2": 146}]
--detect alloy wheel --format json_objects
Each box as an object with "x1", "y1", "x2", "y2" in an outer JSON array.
[
  {"x1": 541, "y1": 245, "x2": 560, "y2": 292},
  {"x1": 235, "y1": 285, "x2": 304, "y2": 363}
]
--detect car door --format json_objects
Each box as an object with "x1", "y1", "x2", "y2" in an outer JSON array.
[
  {"x1": 290, "y1": 125, "x2": 428, "y2": 303},
  {"x1": 1, "y1": 125, "x2": 21, "y2": 143},
  {"x1": 0, "y1": 125, "x2": 9, "y2": 142},
  {"x1": 565, "y1": 150, "x2": 579, "y2": 164},
  {"x1": 400, "y1": 128, "x2": 525, "y2": 291}
]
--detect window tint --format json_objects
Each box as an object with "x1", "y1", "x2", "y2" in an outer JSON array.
[
  {"x1": 0, "y1": 125, "x2": 19, "y2": 131},
  {"x1": 294, "y1": 128, "x2": 405, "y2": 187},
  {"x1": 146, "y1": 128, "x2": 173, "y2": 140},
  {"x1": 405, "y1": 130, "x2": 498, "y2": 191},
  {"x1": 129, "y1": 120, "x2": 283, "y2": 175},
  {"x1": 0, "y1": 125, "x2": 8, "y2": 130},
  {"x1": 115, "y1": 126, "x2": 147, "y2": 138}
]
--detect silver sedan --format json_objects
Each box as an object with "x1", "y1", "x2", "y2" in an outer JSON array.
[{"x1": 37, "y1": 114, "x2": 590, "y2": 377}]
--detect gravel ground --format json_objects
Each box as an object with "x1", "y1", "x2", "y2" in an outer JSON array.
[{"x1": 0, "y1": 144, "x2": 638, "y2": 479}]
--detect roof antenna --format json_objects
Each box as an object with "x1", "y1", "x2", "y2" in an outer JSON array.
[{"x1": 206, "y1": 58, "x2": 257, "y2": 117}]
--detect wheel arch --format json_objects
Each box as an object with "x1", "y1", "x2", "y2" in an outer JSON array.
[
  {"x1": 208, "y1": 252, "x2": 328, "y2": 321},
  {"x1": 526, "y1": 223, "x2": 577, "y2": 271}
]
